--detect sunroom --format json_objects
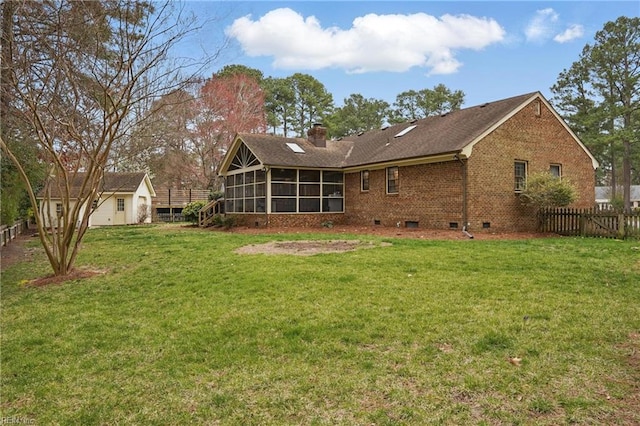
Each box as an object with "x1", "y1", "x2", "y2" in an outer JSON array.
[{"x1": 216, "y1": 128, "x2": 351, "y2": 225}]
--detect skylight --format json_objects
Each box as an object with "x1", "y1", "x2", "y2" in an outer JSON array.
[
  {"x1": 394, "y1": 125, "x2": 417, "y2": 138},
  {"x1": 286, "y1": 142, "x2": 305, "y2": 153}
]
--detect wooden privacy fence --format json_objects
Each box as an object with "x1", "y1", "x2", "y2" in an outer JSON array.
[{"x1": 539, "y1": 207, "x2": 640, "y2": 239}]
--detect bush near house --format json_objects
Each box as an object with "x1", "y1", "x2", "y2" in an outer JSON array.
[{"x1": 182, "y1": 200, "x2": 206, "y2": 224}]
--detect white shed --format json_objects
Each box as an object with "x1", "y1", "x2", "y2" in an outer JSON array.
[{"x1": 38, "y1": 172, "x2": 156, "y2": 227}]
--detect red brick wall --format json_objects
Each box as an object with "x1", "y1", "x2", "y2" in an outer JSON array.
[
  {"x1": 344, "y1": 162, "x2": 464, "y2": 229},
  {"x1": 466, "y1": 99, "x2": 596, "y2": 232},
  {"x1": 227, "y1": 213, "x2": 346, "y2": 228}
]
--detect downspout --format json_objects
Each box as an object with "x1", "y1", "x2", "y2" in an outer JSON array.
[{"x1": 455, "y1": 153, "x2": 473, "y2": 239}]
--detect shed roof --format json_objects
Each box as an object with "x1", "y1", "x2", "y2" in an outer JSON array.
[{"x1": 38, "y1": 172, "x2": 154, "y2": 199}]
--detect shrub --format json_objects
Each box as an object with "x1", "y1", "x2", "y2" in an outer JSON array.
[
  {"x1": 137, "y1": 203, "x2": 150, "y2": 224},
  {"x1": 520, "y1": 172, "x2": 577, "y2": 209},
  {"x1": 182, "y1": 201, "x2": 206, "y2": 224},
  {"x1": 213, "y1": 214, "x2": 236, "y2": 229}
]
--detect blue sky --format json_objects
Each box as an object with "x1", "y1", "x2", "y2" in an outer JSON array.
[{"x1": 177, "y1": 1, "x2": 639, "y2": 108}]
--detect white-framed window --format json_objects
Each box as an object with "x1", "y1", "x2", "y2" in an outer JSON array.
[
  {"x1": 117, "y1": 198, "x2": 125, "y2": 212},
  {"x1": 514, "y1": 161, "x2": 527, "y2": 192},
  {"x1": 549, "y1": 164, "x2": 562, "y2": 178},
  {"x1": 56, "y1": 203, "x2": 63, "y2": 216},
  {"x1": 225, "y1": 169, "x2": 266, "y2": 214},
  {"x1": 361, "y1": 170, "x2": 370, "y2": 192},
  {"x1": 387, "y1": 166, "x2": 399, "y2": 194}
]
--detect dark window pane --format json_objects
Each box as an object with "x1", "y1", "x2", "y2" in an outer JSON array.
[
  {"x1": 323, "y1": 170, "x2": 343, "y2": 183},
  {"x1": 272, "y1": 183, "x2": 297, "y2": 196},
  {"x1": 245, "y1": 199, "x2": 254, "y2": 212},
  {"x1": 255, "y1": 183, "x2": 265, "y2": 197},
  {"x1": 256, "y1": 198, "x2": 266, "y2": 212},
  {"x1": 323, "y1": 184, "x2": 343, "y2": 197},
  {"x1": 272, "y1": 198, "x2": 296, "y2": 212},
  {"x1": 300, "y1": 169, "x2": 320, "y2": 182},
  {"x1": 272, "y1": 168, "x2": 297, "y2": 182},
  {"x1": 323, "y1": 197, "x2": 343, "y2": 212},
  {"x1": 300, "y1": 184, "x2": 320, "y2": 196},
  {"x1": 245, "y1": 171, "x2": 255, "y2": 184},
  {"x1": 255, "y1": 169, "x2": 266, "y2": 182},
  {"x1": 299, "y1": 198, "x2": 321, "y2": 212}
]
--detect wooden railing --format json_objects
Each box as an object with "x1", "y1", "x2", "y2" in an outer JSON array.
[
  {"x1": 539, "y1": 207, "x2": 640, "y2": 239},
  {"x1": 198, "y1": 199, "x2": 225, "y2": 228}
]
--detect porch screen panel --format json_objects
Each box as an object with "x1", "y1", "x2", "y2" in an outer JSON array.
[{"x1": 225, "y1": 170, "x2": 266, "y2": 213}]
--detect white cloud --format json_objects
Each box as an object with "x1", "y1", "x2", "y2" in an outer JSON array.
[
  {"x1": 225, "y1": 8, "x2": 505, "y2": 75},
  {"x1": 525, "y1": 8, "x2": 559, "y2": 43},
  {"x1": 554, "y1": 24, "x2": 584, "y2": 43}
]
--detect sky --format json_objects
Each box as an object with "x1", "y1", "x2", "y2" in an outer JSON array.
[{"x1": 176, "y1": 1, "x2": 639, "y2": 108}]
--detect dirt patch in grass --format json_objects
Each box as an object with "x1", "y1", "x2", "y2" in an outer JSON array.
[
  {"x1": 24, "y1": 268, "x2": 107, "y2": 287},
  {"x1": 235, "y1": 239, "x2": 391, "y2": 256},
  {"x1": 1, "y1": 234, "x2": 40, "y2": 272}
]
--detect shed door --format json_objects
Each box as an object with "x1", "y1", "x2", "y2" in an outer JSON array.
[{"x1": 114, "y1": 197, "x2": 126, "y2": 225}]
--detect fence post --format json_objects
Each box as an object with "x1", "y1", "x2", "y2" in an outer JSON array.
[{"x1": 617, "y1": 214, "x2": 625, "y2": 239}]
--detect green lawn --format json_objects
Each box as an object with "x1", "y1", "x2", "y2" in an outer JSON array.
[{"x1": 2, "y1": 224, "x2": 639, "y2": 425}]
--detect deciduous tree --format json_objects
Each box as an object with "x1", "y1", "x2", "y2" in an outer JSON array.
[{"x1": 0, "y1": 0, "x2": 212, "y2": 276}]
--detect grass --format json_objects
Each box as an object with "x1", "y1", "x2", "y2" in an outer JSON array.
[{"x1": 1, "y1": 224, "x2": 639, "y2": 425}]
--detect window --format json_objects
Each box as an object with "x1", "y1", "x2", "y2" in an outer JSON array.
[
  {"x1": 226, "y1": 168, "x2": 343, "y2": 214},
  {"x1": 387, "y1": 167, "x2": 399, "y2": 194},
  {"x1": 549, "y1": 164, "x2": 561, "y2": 178},
  {"x1": 361, "y1": 170, "x2": 370, "y2": 191},
  {"x1": 514, "y1": 161, "x2": 527, "y2": 192},
  {"x1": 225, "y1": 170, "x2": 267, "y2": 213},
  {"x1": 92, "y1": 199, "x2": 99, "y2": 209},
  {"x1": 117, "y1": 198, "x2": 125, "y2": 211},
  {"x1": 56, "y1": 203, "x2": 63, "y2": 216}
]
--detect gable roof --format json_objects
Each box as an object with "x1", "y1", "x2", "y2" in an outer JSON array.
[
  {"x1": 220, "y1": 92, "x2": 598, "y2": 173},
  {"x1": 222, "y1": 133, "x2": 354, "y2": 171},
  {"x1": 596, "y1": 186, "x2": 640, "y2": 201},
  {"x1": 38, "y1": 172, "x2": 155, "y2": 199},
  {"x1": 342, "y1": 92, "x2": 538, "y2": 167}
]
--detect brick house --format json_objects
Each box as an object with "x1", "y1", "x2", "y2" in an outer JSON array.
[{"x1": 216, "y1": 92, "x2": 598, "y2": 232}]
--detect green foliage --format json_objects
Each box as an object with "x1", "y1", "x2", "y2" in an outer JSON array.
[
  {"x1": 325, "y1": 94, "x2": 390, "y2": 138},
  {"x1": 520, "y1": 172, "x2": 578, "y2": 209},
  {"x1": 288, "y1": 73, "x2": 334, "y2": 137},
  {"x1": 550, "y1": 16, "x2": 640, "y2": 210},
  {"x1": 182, "y1": 200, "x2": 206, "y2": 223},
  {"x1": 212, "y1": 214, "x2": 236, "y2": 229},
  {"x1": 390, "y1": 84, "x2": 465, "y2": 123}
]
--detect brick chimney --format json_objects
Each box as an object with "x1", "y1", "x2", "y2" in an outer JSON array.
[{"x1": 307, "y1": 123, "x2": 327, "y2": 148}]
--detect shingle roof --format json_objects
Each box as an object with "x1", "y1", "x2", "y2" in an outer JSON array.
[
  {"x1": 235, "y1": 133, "x2": 354, "y2": 169},
  {"x1": 596, "y1": 186, "x2": 640, "y2": 201},
  {"x1": 342, "y1": 92, "x2": 537, "y2": 167},
  {"x1": 38, "y1": 172, "x2": 150, "y2": 198},
  {"x1": 231, "y1": 92, "x2": 539, "y2": 170}
]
